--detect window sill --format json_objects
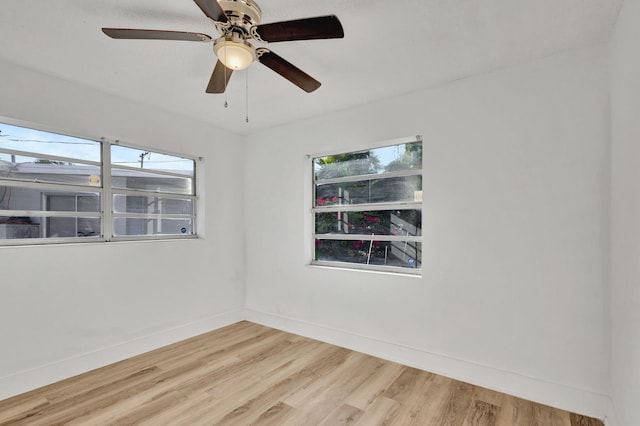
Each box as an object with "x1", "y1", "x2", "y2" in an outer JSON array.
[{"x1": 308, "y1": 262, "x2": 422, "y2": 278}]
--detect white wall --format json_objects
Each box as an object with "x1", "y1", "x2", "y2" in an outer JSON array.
[
  {"x1": 611, "y1": 1, "x2": 640, "y2": 424},
  {"x1": 0, "y1": 60, "x2": 245, "y2": 399},
  {"x1": 245, "y1": 45, "x2": 611, "y2": 418}
]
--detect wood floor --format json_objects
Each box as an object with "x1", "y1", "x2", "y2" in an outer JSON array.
[{"x1": 0, "y1": 321, "x2": 603, "y2": 426}]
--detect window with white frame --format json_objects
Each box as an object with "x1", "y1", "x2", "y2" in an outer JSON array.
[
  {"x1": 109, "y1": 144, "x2": 196, "y2": 239},
  {"x1": 0, "y1": 121, "x2": 197, "y2": 244},
  {"x1": 312, "y1": 136, "x2": 422, "y2": 274}
]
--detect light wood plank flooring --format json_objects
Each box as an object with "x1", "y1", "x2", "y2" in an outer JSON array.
[{"x1": 0, "y1": 321, "x2": 603, "y2": 425}]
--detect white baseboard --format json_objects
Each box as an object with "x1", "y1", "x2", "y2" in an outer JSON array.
[
  {"x1": 244, "y1": 308, "x2": 614, "y2": 424},
  {"x1": 0, "y1": 309, "x2": 244, "y2": 401}
]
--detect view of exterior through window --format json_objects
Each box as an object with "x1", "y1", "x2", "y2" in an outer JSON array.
[
  {"x1": 110, "y1": 144, "x2": 196, "y2": 238},
  {"x1": 312, "y1": 137, "x2": 422, "y2": 274},
  {"x1": 0, "y1": 121, "x2": 196, "y2": 244}
]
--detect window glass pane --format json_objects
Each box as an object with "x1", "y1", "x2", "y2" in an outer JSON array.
[
  {"x1": 314, "y1": 141, "x2": 421, "y2": 180},
  {"x1": 47, "y1": 217, "x2": 101, "y2": 238},
  {"x1": 0, "y1": 123, "x2": 101, "y2": 162},
  {"x1": 315, "y1": 239, "x2": 421, "y2": 269},
  {"x1": 315, "y1": 175, "x2": 422, "y2": 206},
  {"x1": 113, "y1": 195, "x2": 194, "y2": 215},
  {"x1": 113, "y1": 218, "x2": 194, "y2": 237},
  {"x1": 0, "y1": 185, "x2": 100, "y2": 212},
  {"x1": 315, "y1": 209, "x2": 421, "y2": 236},
  {"x1": 0, "y1": 217, "x2": 41, "y2": 239},
  {"x1": 111, "y1": 168, "x2": 193, "y2": 195},
  {"x1": 0, "y1": 185, "x2": 42, "y2": 211},
  {"x1": 111, "y1": 145, "x2": 194, "y2": 176},
  {"x1": 0, "y1": 215, "x2": 101, "y2": 240},
  {"x1": 0, "y1": 154, "x2": 101, "y2": 187},
  {"x1": 46, "y1": 194, "x2": 100, "y2": 213}
]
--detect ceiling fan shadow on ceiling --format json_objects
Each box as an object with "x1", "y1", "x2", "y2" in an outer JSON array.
[{"x1": 102, "y1": 0, "x2": 344, "y2": 94}]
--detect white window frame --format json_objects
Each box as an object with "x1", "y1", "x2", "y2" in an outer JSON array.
[
  {"x1": 107, "y1": 140, "x2": 198, "y2": 241},
  {"x1": 310, "y1": 135, "x2": 423, "y2": 275},
  {"x1": 0, "y1": 118, "x2": 198, "y2": 246}
]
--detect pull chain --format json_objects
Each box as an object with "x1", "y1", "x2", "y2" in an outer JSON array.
[
  {"x1": 224, "y1": 45, "x2": 229, "y2": 108},
  {"x1": 223, "y1": 77, "x2": 228, "y2": 108},
  {"x1": 245, "y1": 68, "x2": 249, "y2": 123}
]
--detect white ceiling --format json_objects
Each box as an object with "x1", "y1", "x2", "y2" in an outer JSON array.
[{"x1": 0, "y1": 0, "x2": 621, "y2": 136}]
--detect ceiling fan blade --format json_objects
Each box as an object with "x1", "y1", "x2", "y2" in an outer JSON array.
[
  {"x1": 193, "y1": 0, "x2": 228, "y2": 23},
  {"x1": 252, "y1": 15, "x2": 344, "y2": 43},
  {"x1": 102, "y1": 28, "x2": 212, "y2": 42},
  {"x1": 257, "y1": 49, "x2": 321, "y2": 93},
  {"x1": 206, "y1": 61, "x2": 234, "y2": 93}
]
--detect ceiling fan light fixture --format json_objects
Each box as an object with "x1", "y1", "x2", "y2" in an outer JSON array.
[{"x1": 214, "y1": 35, "x2": 255, "y2": 70}]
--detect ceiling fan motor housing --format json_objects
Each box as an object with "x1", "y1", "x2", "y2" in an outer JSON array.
[{"x1": 215, "y1": 0, "x2": 262, "y2": 37}]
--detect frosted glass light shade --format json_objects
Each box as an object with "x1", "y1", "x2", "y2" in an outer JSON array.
[{"x1": 214, "y1": 38, "x2": 255, "y2": 70}]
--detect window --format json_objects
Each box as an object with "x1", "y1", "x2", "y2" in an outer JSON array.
[
  {"x1": 110, "y1": 145, "x2": 196, "y2": 238},
  {"x1": 0, "y1": 120, "x2": 197, "y2": 244},
  {"x1": 312, "y1": 136, "x2": 422, "y2": 274}
]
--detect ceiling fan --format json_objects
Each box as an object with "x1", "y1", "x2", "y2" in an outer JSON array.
[{"x1": 102, "y1": 0, "x2": 344, "y2": 94}]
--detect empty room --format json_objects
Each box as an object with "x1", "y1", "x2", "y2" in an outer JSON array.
[{"x1": 0, "y1": 0, "x2": 638, "y2": 425}]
